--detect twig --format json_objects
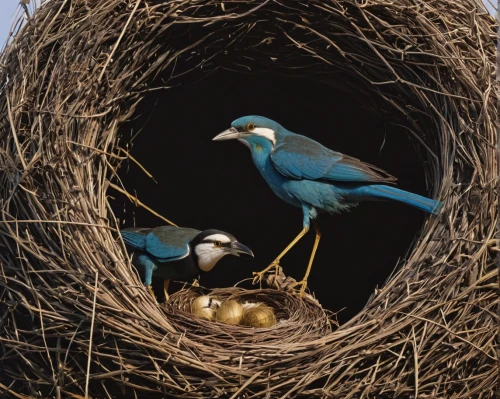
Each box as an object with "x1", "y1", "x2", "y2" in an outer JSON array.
[
  {"x1": 108, "y1": 182, "x2": 178, "y2": 227},
  {"x1": 85, "y1": 272, "x2": 99, "y2": 399},
  {"x1": 98, "y1": 0, "x2": 141, "y2": 82}
]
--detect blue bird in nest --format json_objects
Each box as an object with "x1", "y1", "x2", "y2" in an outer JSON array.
[
  {"x1": 213, "y1": 116, "x2": 442, "y2": 296},
  {"x1": 121, "y1": 226, "x2": 254, "y2": 299}
]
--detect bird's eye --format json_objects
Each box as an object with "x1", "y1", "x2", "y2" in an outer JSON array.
[
  {"x1": 213, "y1": 240, "x2": 222, "y2": 247},
  {"x1": 246, "y1": 123, "x2": 255, "y2": 132}
]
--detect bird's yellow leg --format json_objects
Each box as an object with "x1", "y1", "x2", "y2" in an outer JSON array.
[
  {"x1": 252, "y1": 226, "x2": 309, "y2": 284},
  {"x1": 163, "y1": 279, "x2": 170, "y2": 301},
  {"x1": 294, "y1": 221, "x2": 321, "y2": 297},
  {"x1": 147, "y1": 285, "x2": 156, "y2": 300}
]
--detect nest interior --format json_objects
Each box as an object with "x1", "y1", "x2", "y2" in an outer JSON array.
[
  {"x1": 0, "y1": 0, "x2": 497, "y2": 398},
  {"x1": 115, "y1": 70, "x2": 431, "y2": 321}
]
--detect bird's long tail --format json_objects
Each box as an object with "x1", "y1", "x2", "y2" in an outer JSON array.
[{"x1": 357, "y1": 185, "x2": 443, "y2": 215}]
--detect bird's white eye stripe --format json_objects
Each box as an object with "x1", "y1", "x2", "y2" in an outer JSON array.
[
  {"x1": 204, "y1": 234, "x2": 231, "y2": 243},
  {"x1": 252, "y1": 127, "x2": 276, "y2": 146}
]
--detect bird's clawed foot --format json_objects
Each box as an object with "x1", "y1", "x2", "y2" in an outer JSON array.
[
  {"x1": 252, "y1": 262, "x2": 282, "y2": 286},
  {"x1": 292, "y1": 279, "x2": 309, "y2": 297}
]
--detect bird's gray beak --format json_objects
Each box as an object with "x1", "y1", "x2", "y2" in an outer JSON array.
[
  {"x1": 212, "y1": 127, "x2": 245, "y2": 141},
  {"x1": 230, "y1": 241, "x2": 254, "y2": 258}
]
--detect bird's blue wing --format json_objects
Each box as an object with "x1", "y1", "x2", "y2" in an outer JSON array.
[
  {"x1": 145, "y1": 226, "x2": 201, "y2": 262},
  {"x1": 270, "y1": 134, "x2": 397, "y2": 183},
  {"x1": 121, "y1": 228, "x2": 151, "y2": 251}
]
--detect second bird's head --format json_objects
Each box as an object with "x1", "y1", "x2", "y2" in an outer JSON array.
[
  {"x1": 213, "y1": 115, "x2": 282, "y2": 150},
  {"x1": 193, "y1": 230, "x2": 254, "y2": 272}
]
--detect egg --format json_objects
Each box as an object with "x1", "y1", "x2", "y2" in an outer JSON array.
[
  {"x1": 240, "y1": 305, "x2": 276, "y2": 328},
  {"x1": 192, "y1": 306, "x2": 216, "y2": 320},
  {"x1": 216, "y1": 300, "x2": 243, "y2": 325},
  {"x1": 190, "y1": 295, "x2": 220, "y2": 321}
]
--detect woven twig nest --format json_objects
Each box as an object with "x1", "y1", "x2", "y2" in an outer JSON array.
[
  {"x1": 0, "y1": 0, "x2": 497, "y2": 398},
  {"x1": 167, "y1": 283, "x2": 333, "y2": 339}
]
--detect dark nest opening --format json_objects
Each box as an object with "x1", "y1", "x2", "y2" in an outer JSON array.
[{"x1": 0, "y1": 1, "x2": 497, "y2": 398}]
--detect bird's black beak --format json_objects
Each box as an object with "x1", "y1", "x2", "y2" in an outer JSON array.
[
  {"x1": 212, "y1": 127, "x2": 245, "y2": 141},
  {"x1": 230, "y1": 241, "x2": 254, "y2": 258}
]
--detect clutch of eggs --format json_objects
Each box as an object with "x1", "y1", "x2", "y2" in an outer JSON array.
[{"x1": 190, "y1": 296, "x2": 276, "y2": 328}]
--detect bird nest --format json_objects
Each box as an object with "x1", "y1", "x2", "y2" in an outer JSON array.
[
  {"x1": 0, "y1": 0, "x2": 497, "y2": 398},
  {"x1": 167, "y1": 284, "x2": 334, "y2": 342}
]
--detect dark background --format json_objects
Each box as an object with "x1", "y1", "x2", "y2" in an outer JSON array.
[{"x1": 113, "y1": 70, "x2": 431, "y2": 324}]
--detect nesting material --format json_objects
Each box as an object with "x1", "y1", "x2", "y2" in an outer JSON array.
[
  {"x1": 241, "y1": 301, "x2": 263, "y2": 311},
  {"x1": 241, "y1": 304, "x2": 276, "y2": 328},
  {"x1": 215, "y1": 299, "x2": 243, "y2": 325}
]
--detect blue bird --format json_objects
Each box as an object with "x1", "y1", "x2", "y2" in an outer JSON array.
[
  {"x1": 213, "y1": 116, "x2": 442, "y2": 296},
  {"x1": 121, "y1": 226, "x2": 254, "y2": 298}
]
